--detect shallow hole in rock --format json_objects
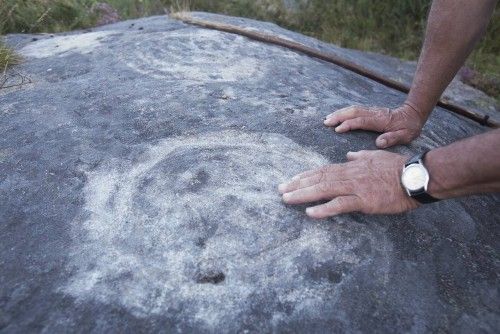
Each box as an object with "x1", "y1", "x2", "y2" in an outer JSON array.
[
  {"x1": 195, "y1": 237, "x2": 206, "y2": 248},
  {"x1": 195, "y1": 271, "x2": 226, "y2": 285}
]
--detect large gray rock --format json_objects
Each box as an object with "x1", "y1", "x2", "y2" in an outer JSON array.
[
  {"x1": 1, "y1": 13, "x2": 499, "y2": 333},
  {"x1": 185, "y1": 12, "x2": 499, "y2": 123}
]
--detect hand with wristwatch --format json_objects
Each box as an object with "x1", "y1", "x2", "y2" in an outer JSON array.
[
  {"x1": 278, "y1": 0, "x2": 500, "y2": 218},
  {"x1": 401, "y1": 151, "x2": 439, "y2": 205}
]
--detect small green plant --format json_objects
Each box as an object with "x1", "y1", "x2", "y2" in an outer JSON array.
[{"x1": 0, "y1": 40, "x2": 20, "y2": 72}]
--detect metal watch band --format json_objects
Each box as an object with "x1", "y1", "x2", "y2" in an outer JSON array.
[{"x1": 405, "y1": 150, "x2": 440, "y2": 204}]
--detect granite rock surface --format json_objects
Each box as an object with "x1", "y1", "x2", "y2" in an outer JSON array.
[{"x1": 1, "y1": 13, "x2": 499, "y2": 333}]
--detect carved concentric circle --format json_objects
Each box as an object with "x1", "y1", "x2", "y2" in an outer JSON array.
[
  {"x1": 120, "y1": 30, "x2": 265, "y2": 82},
  {"x1": 64, "y1": 131, "x2": 390, "y2": 327}
]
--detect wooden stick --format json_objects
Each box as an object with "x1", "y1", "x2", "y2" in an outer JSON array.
[{"x1": 172, "y1": 13, "x2": 499, "y2": 128}]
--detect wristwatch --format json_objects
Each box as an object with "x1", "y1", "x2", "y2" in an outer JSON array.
[{"x1": 401, "y1": 151, "x2": 440, "y2": 204}]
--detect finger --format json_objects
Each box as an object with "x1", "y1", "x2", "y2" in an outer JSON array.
[
  {"x1": 346, "y1": 151, "x2": 362, "y2": 161},
  {"x1": 324, "y1": 105, "x2": 369, "y2": 126},
  {"x1": 335, "y1": 113, "x2": 391, "y2": 133},
  {"x1": 287, "y1": 163, "x2": 349, "y2": 184},
  {"x1": 306, "y1": 195, "x2": 361, "y2": 219},
  {"x1": 376, "y1": 129, "x2": 413, "y2": 148},
  {"x1": 280, "y1": 166, "x2": 349, "y2": 193},
  {"x1": 282, "y1": 181, "x2": 351, "y2": 205},
  {"x1": 278, "y1": 173, "x2": 324, "y2": 194},
  {"x1": 288, "y1": 169, "x2": 319, "y2": 182},
  {"x1": 325, "y1": 105, "x2": 369, "y2": 119}
]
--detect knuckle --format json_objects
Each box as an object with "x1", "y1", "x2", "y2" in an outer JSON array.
[
  {"x1": 318, "y1": 181, "x2": 334, "y2": 193},
  {"x1": 342, "y1": 119, "x2": 353, "y2": 128},
  {"x1": 337, "y1": 106, "x2": 352, "y2": 116},
  {"x1": 335, "y1": 197, "x2": 351, "y2": 211},
  {"x1": 337, "y1": 196, "x2": 349, "y2": 206},
  {"x1": 346, "y1": 105, "x2": 362, "y2": 116},
  {"x1": 318, "y1": 170, "x2": 328, "y2": 184}
]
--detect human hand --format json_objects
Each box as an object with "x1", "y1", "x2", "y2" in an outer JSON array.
[
  {"x1": 278, "y1": 150, "x2": 419, "y2": 219},
  {"x1": 323, "y1": 104, "x2": 426, "y2": 148}
]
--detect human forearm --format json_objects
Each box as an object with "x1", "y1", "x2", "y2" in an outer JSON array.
[
  {"x1": 427, "y1": 129, "x2": 500, "y2": 199},
  {"x1": 407, "y1": 0, "x2": 497, "y2": 120},
  {"x1": 324, "y1": 0, "x2": 496, "y2": 149}
]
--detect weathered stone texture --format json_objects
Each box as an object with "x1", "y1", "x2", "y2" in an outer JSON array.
[{"x1": 1, "y1": 13, "x2": 499, "y2": 333}]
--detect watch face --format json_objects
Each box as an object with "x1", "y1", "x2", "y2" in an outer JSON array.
[{"x1": 401, "y1": 164, "x2": 428, "y2": 191}]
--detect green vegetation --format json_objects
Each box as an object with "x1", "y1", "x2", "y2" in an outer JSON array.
[
  {"x1": 0, "y1": 0, "x2": 96, "y2": 34},
  {"x1": 0, "y1": 40, "x2": 20, "y2": 72},
  {"x1": 0, "y1": 0, "x2": 498, "y2": 99}
]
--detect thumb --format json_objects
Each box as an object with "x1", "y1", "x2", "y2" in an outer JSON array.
[{"x1": 376, "y1": 130, "x2": 414, "y2": 148}]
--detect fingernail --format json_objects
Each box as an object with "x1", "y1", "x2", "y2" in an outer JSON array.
[
  {"x1": 335, "y1": 125, "x2": 343, "y2": 132},
  {"x1": 305, "y1": 207, "x2": 315, "y2": 215},
  {"x1": 278, "y1": 183, "x2": 287, "y2": 193},
  {"x1": 282, "y1": 193, "x2": 291, "y2": 202},
  {"x1": 324, "y1": 118, "x2": 335, "y2": 126}
]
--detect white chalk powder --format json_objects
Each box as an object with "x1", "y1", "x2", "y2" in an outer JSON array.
[
  {"x1": 63, "y1": 130, "x2": 391, "y2": 329},
  {"x1": 120, "y1": 30, "x2": 266, "y2": 82},
  {"x1": 20, "y1": 31, "x2": 114, "y2": 58}
]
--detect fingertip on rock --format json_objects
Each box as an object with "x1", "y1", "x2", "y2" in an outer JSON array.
[
  {"x1": 323, "y1": 117, "x2": 336, "y2": 126},
  {"x1": 376, "y1": 138, "x2": 388, "y2": 148},
  {"x1": 306, "y1": 207, "x2": 323, "y2": 219}
]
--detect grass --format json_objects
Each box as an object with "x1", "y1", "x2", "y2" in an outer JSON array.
[
  {"x1": 0, "y1": 0, "x2": 97, "y2": 34},
  {"x1": 0, "y1": 0, "x2": 498, "y2": 100},
  {"x1": 0, "y1": 40, "x2": 20, "y2": 73}
]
